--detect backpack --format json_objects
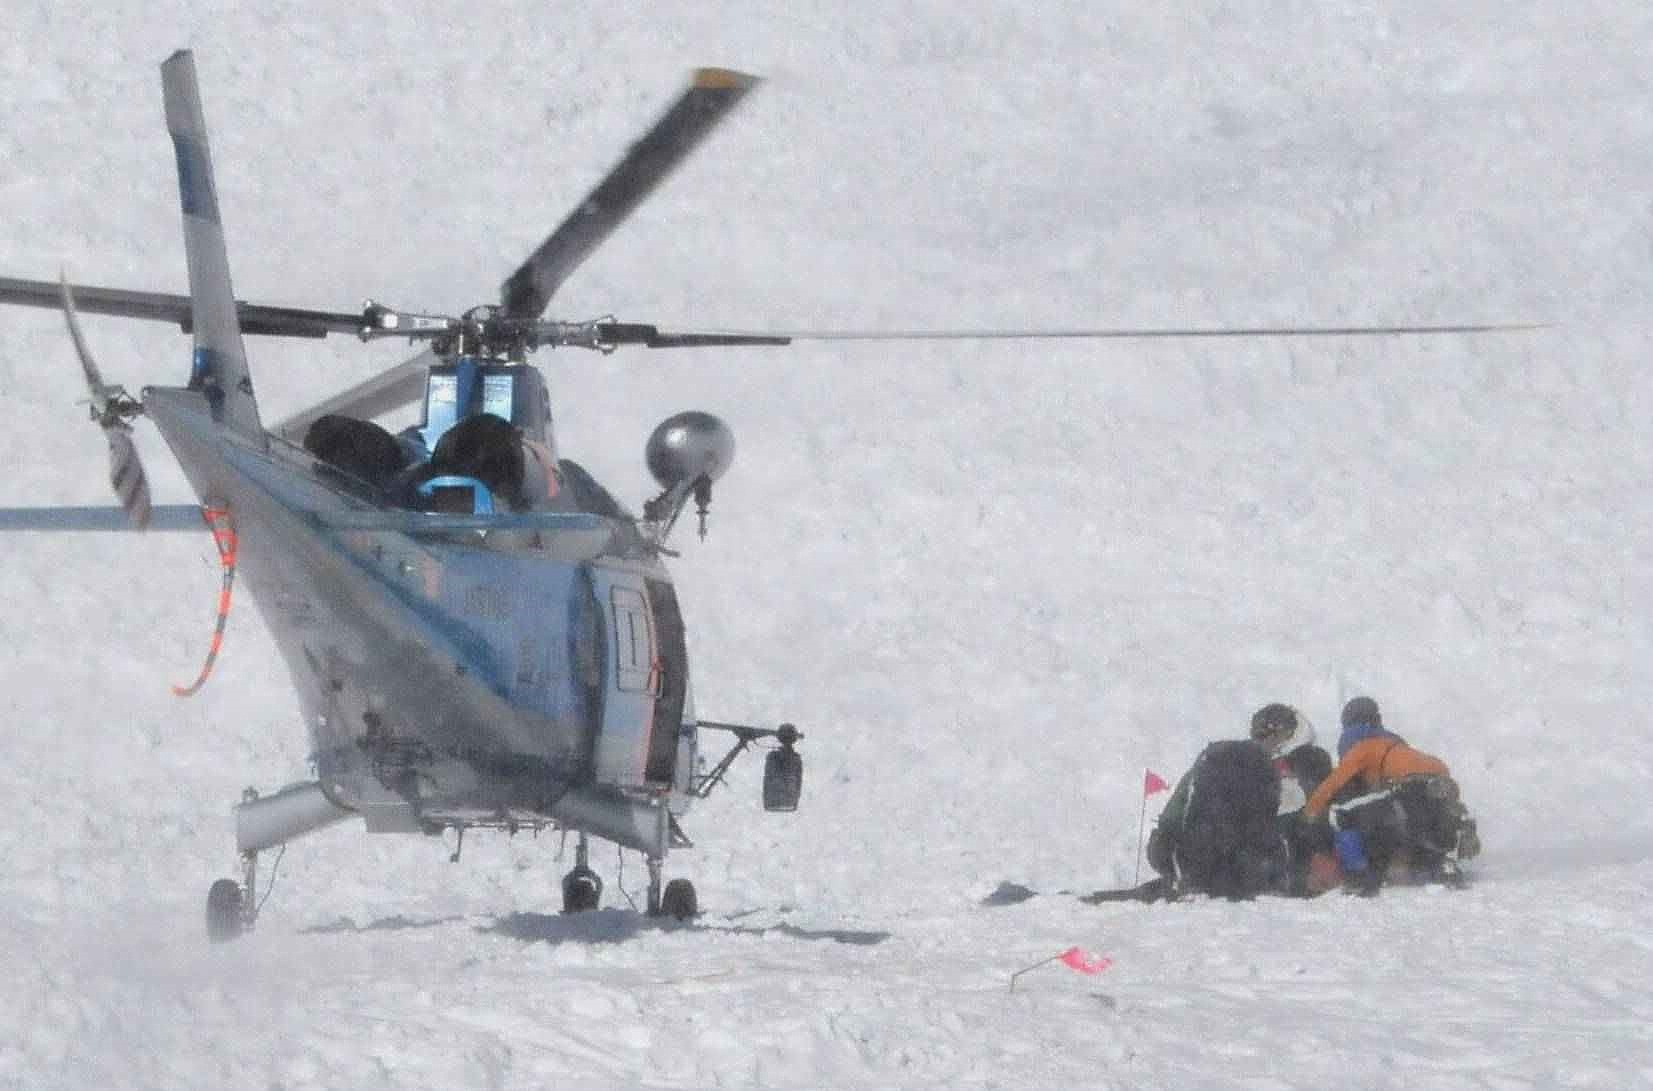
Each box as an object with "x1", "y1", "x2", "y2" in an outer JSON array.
[{"x1": 1174, "y1": 740, "x2": 1286, "y2": 898}]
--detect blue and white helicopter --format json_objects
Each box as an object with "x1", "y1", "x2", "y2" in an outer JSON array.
[{"x1": 0, "y1": 52, "x2": 1529, "y2": 940}]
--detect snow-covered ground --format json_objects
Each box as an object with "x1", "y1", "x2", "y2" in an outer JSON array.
[{"x1": 2, "y1": 4, "x2": 1650, "y2": 1087}]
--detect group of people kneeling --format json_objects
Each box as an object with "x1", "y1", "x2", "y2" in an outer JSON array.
[{"x1": 1127, "y1": 696, "x2": 1481, "y2": 901}]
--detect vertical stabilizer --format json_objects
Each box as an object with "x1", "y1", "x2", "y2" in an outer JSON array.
[{"x1": 161, "y1": 50, "x2": 263, "y2": 441}]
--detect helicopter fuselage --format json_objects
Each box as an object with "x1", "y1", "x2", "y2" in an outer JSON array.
[{"x1": 144, "y1": 383, "x2": 697, "y2": 854}]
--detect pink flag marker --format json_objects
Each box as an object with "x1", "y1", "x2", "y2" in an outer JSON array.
[
  {"x1": 1058, "y1": 946, "x2": 1113, "y2": 974},
  {"x1": 1010, "y1": 946, "x2": 1114, "y2": 990},
  {"x1": 1135, "y1": 768, "x2": 1171, "y2": 885}
]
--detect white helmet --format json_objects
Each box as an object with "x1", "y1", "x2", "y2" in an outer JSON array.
[{"x1": 1249, "y1": 703, "x2": 1316, "y2": 756}]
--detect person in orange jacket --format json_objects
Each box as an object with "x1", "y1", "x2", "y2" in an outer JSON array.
[{"x1": 1302, "y1": 696, "x2": 1480, "y2": 893}]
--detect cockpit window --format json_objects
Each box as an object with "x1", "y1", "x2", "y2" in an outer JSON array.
[
  {"x1": 482, "y1": 373, "x2": 515, "y2": 420},
  {"x1": 422, "y1": 373, "x2": 460, "y2": 449}
]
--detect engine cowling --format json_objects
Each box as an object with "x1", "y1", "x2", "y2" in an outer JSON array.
[{"x1": 646, "y1": 411, "x2": 735, "y2": 489}]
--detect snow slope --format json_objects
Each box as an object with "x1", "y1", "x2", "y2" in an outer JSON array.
[{"x1": 1, "y1": 3, "x2": 1650, "y2": 1087}]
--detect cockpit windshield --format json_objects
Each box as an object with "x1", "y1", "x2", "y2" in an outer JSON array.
[
  {"x1": 418, "y1": 364, "x2": 517, "y2": 450},
  {"x1": 413, "y1": 359, "x2": 549, "y2": 455}
]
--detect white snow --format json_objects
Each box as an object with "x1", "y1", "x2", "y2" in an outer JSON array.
[{"x1": 2, "y1": 3, "x2": 1650, "y2": 1088}]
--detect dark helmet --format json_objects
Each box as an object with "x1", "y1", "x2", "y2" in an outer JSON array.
[
  {"x1": 1341, "y1": 696, "x2": 1382, "y2": 728},
  {"x1": 1250, "y1": 702, "x2": 1310, "y2": 756}
]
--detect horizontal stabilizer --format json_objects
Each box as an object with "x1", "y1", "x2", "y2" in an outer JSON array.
[{"x1": 0, "y1": 505, "x2": 205, "y2": 531}]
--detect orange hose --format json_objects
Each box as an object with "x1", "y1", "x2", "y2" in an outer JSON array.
[{"x1": 172, "y1": 506, "x2": 238, "y2": 697}]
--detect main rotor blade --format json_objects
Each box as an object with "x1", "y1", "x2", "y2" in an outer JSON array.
[
  {"x1": 0, "y1": 275, "x2": 364, "y2": 338},
  {"x1": 591, "y1": 323, "x2": 790, "y2": 348},
  {"x1": 500, "y1": 68, "x2": 760, "y2": 320},
  {"x1": 678, "y1": 321, "x2": 1547, "y2": 343},
  {"x1": 272, "y1": 347, "x2": 435, "y2": 444}
]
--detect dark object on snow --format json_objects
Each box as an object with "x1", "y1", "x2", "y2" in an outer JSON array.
[
  {"x1": 1080, "y1": 877, "x2": 1175, "y2": 904},
  {"x1": 1150, "y1": 740, "x2": 1286, "y2": 900},
  {"x1": 980, "y1": 881, "x2": 1039, "y2": 907},
  {"x1": 1341, "y1": 695, "x2": 1382, "y2": 728}
]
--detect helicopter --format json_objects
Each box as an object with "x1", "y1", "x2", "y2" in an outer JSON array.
[{"x1": 0, "y1": 51, "x2": 1535, "y2": 942}]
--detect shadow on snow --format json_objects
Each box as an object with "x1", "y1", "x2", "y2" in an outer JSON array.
[{"x1": 479, "y1": 909, "x2": 891, "y2": 947}]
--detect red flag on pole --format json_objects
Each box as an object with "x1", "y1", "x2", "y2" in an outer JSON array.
[
  {"x1": 1143, "y1": 769, "x2": 1170, "y2": 796},
  {"x1": 1058, "y1": 946, "x2": 1113, "y2": 975},
  {"x1": 1010, "y1": 946, "x2": 1115, "y2": 990}
]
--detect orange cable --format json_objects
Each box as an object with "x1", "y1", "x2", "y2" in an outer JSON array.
[{"x1": 172, "y1": 505, "x2": 238, "y2": 697}]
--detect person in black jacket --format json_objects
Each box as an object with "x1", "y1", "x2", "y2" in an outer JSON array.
[
  {"x1": 1089, "y1": 704, "x2": 1329, "y2": 905},
  {"x1": 1143, "y1": 738, "x2": 1285, "y2": 900},
  {"x1": 1248, "y1": 703, "x2": 1339, "y2": 895}
]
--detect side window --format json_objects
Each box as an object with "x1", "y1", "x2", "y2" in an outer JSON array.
[{"x1": 611, "y1": 586, "x2": 656, "y2": 694}]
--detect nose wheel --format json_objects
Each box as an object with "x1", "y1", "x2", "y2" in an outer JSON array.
[
  {"x1": 657, "y1": 877, "x2": 698, "y2": 920},
  {"x1": 562, "y1": 833, "x2": 604, "y2": 913},
  {"x1": 205, "y1": 846, "x2": 260, "y2": 942},
  {"x1": 205, "y1": 878, "x2": 245, "y2": 942},
  {"x1": 643, "y1": 848, "x2": 697, "y2": 921}
]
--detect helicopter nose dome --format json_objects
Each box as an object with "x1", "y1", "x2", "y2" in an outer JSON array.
[{"x1": 646, "y1": 411, "x2": 735, "y2": 489}]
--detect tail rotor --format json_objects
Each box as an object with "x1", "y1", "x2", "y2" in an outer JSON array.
[{"x1": 60, "y1": 276, "x2": 152, "y2": 529}]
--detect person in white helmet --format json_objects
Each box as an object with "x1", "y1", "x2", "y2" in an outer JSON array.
[{"x1": 1248, "y1": 703, "x2": 1339, "y2": 895}]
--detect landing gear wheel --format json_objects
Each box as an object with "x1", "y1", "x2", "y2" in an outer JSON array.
[
  {"x1": 562, "y1": 867, "x2": 602, "y2": 913},
  {"x1": 206, "y1": 878, "x2": 245, "y2": 943},
  {"x1": 658, "y1": 878, "x2": 698, "y2": 921}
]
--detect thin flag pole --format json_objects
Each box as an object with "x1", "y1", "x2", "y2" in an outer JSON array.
[
  {"x1": 1009, "y1": 953, "x2": 1063, "y2": 992},
  {"x1": 1010, "y1": 947, "x2": 1113, "y2": 991}
]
